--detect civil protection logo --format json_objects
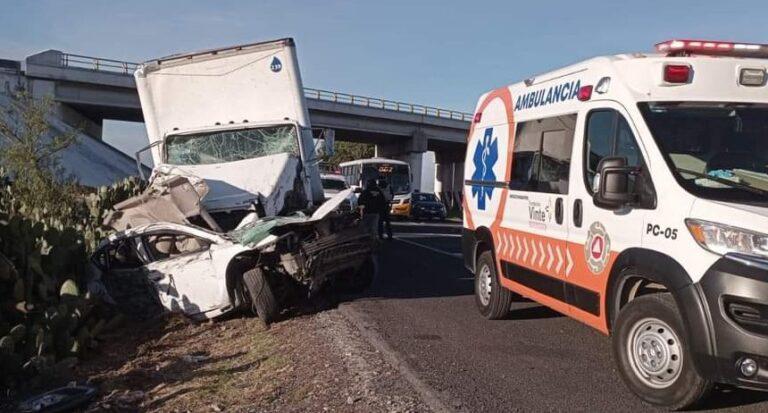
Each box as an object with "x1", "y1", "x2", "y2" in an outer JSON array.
[
  {"x1": 585, "y1": 221, "x2": 611, "y2": 274},
  {"x1": 471, "y1": 127, "x2": 498, "y2": 210}
]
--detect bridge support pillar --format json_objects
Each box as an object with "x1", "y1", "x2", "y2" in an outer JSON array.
[
  {"x1": 55, "y1": 103, "x2": 103, "y2": 139},
  {"x1": 434, "y1": 150, "x2": 465, "y2": 213},
  {"x1": 375, "y1": 129, "x2": 429, "y2": 191},
  {"x1": 26, "y1": 76, "x2": 104, "y2": 139}
]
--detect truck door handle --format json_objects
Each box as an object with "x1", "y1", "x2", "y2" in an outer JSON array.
[
  {"x1": 573, "y1": 199, "x2": 583, "y2": 228},
  {"x1": 555, "y1": 198, "x2": 564, "y2": 225}
]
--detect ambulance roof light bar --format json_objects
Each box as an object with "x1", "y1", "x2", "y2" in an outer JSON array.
[{"x1": 656, "y1": 39, "x2": 768, "y2": 58}]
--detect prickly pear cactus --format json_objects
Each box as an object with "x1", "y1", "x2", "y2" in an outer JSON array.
[{"x1": 0, "y1": 171, "x2": 144, "y2": 391}]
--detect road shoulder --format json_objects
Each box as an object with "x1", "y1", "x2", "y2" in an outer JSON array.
[{"x1": 71, "y1": 310, "x2": 430, "y2": 412}]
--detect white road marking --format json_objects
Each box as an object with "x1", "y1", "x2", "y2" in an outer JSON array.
[
  {"x1": 395, "y1": 233, "x2": 461, "y2": 238},
  {"x1": 393, "y1": 237, "x2": 463, "y2": 259},
  {"x1": 392, "y1": 221, "x2": 461, "y2": 228}
]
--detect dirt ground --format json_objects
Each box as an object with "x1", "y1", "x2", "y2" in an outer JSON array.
[{"x1": 72, "y1": 309, "x2": 428, "y2": 412}]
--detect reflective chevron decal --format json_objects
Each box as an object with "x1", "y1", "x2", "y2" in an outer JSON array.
[{"x1": 495, "y1": 228, "x2": 574, "y2": 277}]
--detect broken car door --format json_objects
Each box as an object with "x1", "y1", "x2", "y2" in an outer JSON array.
[
  {"x1": 96, "y1": 236, "x2": 164, "y2": 319},
  {"x1": 141, "y1": 231, "x2": 225, "y2": 317}
]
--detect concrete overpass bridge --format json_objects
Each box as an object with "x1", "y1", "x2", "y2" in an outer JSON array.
[{"x1": 6, "y1": 49, "x2": 469, "y2": 200}]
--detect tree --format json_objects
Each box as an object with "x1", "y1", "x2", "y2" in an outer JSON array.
[
  {"x1": 0, "y1": 93, "x2": 79, "y2": 210},
  {"x1": 325, "y1": 141, "x2": 375, "y2": 168}
]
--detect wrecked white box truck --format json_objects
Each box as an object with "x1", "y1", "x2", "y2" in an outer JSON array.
[
  {"x1": 135, "y1": 38, "x2": 326, "y2": 224},
  {"x1": 89, "y1": 39, "x2": 374, "y2": 323}
]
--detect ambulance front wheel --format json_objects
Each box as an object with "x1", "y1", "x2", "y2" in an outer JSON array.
[
  {"x1": 474, "y1": 251, "x2": 512, "y2": 319},
  {"x1": 612, "y1": 293, "x2": 712, "y2": 410}
]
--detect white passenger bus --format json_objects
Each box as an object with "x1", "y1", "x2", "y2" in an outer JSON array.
[{"x1": 339, "y1": 158, "x2": 411, "y2": 201}]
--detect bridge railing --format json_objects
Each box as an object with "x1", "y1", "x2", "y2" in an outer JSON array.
[
  {"x1": 303, "y1": 88, "x2": 472, "y2": 122},
  {"x1": 60, "y1": 53, "x2": 139, "y2": 75},
  {"x1": 58, "y1": 53, "x2": 472, "y2": 122}
]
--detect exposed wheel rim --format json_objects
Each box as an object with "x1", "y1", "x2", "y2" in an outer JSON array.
[
  {"x1": 477, "y1": 263, "x2": 492, "y2": 307},
  {"x1": 626, "y1": 317, "x2": 683, "y2": 389}
]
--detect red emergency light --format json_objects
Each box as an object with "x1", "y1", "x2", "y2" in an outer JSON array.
[
  {"x1": 664, "y1": 64, "x2": 691, "y2": 83},
  {"x1": 656, "y1": 39, "x2": 768, "y2": 58},
  {"x1": 577, "y1": 85, "x2": 593, "y2": 101}
]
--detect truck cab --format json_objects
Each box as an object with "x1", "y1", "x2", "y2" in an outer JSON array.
[
  {"x1": 462, "y1": 39, "x2": 768, "y2": 409},
  {"x1": 135, "y1": 38, "x2": 325, "y2": 227}
]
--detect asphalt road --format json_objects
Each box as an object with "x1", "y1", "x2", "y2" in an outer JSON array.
[{"x1": 346, "y1": 221, "x2": 768, "y2": 412}]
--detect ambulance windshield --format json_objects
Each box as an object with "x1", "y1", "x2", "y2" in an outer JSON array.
[{"x1": 640, "y1": 102, "x2": 768, "y2": 204}]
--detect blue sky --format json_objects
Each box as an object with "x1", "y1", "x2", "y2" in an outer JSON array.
[{"x1": 2, "y1": 0, "x2": 766, "y2": 155}]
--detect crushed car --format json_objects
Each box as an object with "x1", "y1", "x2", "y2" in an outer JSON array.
[{"x1": 88, "y1": 169, "x2": 375, "y2": 323}]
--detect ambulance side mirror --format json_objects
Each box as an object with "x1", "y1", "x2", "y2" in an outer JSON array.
[{"x1": 593, "y1": 156, "x2": 637, "y2": 210}]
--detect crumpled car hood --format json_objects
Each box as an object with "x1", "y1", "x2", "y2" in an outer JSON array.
[
  {"x1": 229, "y1": 188, "x2": 355, "y2": 247},
  {"x1": 103, "y1": 166, "x2": 210, "y2": 231}
]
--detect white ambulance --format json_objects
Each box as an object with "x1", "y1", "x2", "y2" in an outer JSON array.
[{"x1": 462, "y1": 39, "x2": 768, "y2": 409}]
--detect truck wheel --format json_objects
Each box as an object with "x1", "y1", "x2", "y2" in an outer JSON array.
[
  {"x1": 475, "y1": 251, "x2": 512, "y2": 319},
  {"x1": 242, "y1": 268, "x2": 279, "y2": 324},
  {"x1": 612, "y1": 293, "x2": 711, "y2": 410}
]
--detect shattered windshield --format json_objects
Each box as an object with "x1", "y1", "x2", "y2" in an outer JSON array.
[
  {"x1": 639, "y1": 102, "x2": 768, "y2": 204},
  {"x1": 165, "y1": 125, "x2": 299, "y2": 165}
]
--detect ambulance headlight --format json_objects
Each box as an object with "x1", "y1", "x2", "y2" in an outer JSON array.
[{"x1": 686, "y1": 219, "x2": 768, "y2": 258}]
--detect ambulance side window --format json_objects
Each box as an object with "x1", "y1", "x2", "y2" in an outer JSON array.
[
  {"x1": 585, "y1": 110, "x2": 615, "y2": 184},
  {"x1": 538, "y1": 115, "x2": 576, "y2": 194},
  {"x1": 510, "y1": 115, "x2": 576, "y2": 194},
  {"x1": 584, "y1": 109, "x2": 646, "y2": 194},
  {"x1": 509, "y1": 121, "x2": 541, "y2": 191}
]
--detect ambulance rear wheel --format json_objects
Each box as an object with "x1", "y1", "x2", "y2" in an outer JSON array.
[
  {"x1": 475, "y1": 251, "x2": 512, "y2": 319},
  {"x1": 612, "y1": 293, "x2": 712, "y2": 410}
]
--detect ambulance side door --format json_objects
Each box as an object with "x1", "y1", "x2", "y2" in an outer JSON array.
[
  {"x1": 496, "y1": 114, "x2": 577, "y2": 316},
  {"x1": 566, "y1": 101, "x2": 653, "y2": 330}
]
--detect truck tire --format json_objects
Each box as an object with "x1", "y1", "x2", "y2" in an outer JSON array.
[
  {"x1": 242, "y1": 268, "x2": 279, "y2": 324},
  {"x1": 475, "y1": 251, "x2": 512, "y2": 319},
  {"x1": 612, "y1": 293, "x2": 712, "y2": 410}
]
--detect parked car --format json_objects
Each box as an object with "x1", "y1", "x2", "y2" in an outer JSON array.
[
  {"x1": 390, "y1": 193, "x2": 411, "y2": 218},
  {"x1": 410, "y1": 193, "x2": 446, "y2": 221}
]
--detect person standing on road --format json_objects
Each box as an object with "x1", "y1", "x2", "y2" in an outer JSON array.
[
  {"x1": 377, "y1": 177, "x2": 394, "y2": 240},
  {"x1": 358, "y1": 179, "x2": 386, "y2": 239}
]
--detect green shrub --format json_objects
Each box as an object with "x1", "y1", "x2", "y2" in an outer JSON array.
[
  {"x1": 0, "y1": 92, "x2": 145, "y2": 391},
  {"x1": 0, "y1": 176, "x2": 143, "y2": 390}
]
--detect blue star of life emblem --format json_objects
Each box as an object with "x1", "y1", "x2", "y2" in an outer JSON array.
[{"x1": 471, "y1": 127, "x2": 498, "y2": 210}]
